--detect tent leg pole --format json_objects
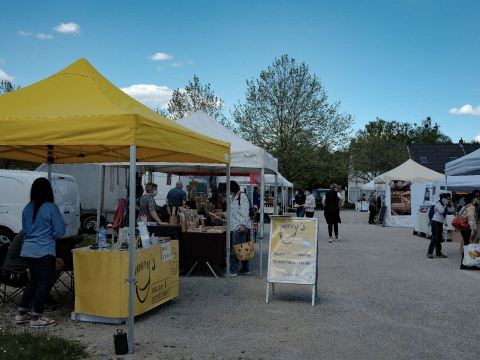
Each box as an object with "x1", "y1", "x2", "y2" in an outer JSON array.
[
  {"x1": 47, "y1": 163, "x2": 52, "y2": 182},
  {"x1": 259, "y1": 168, "x2": 265, "y2": 278},
  {"x1": 96, "y1": 165, "x2": 105, "y2": 243},
  {"x1": 127, "y1": 145, "x2": 136, "y2": 353},
  {"x1": 274, "y1": 174, "x2": 278, "y2": 215},
  {"x1": 225, "y1": 164, "x2": 231, "y2": 276}
]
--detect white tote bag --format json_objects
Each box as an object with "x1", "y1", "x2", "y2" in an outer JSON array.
[{"x1": 463, "y1": 244, "x2": 480, "y2": 267}]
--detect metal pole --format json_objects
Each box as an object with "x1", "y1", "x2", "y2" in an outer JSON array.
[
  {"x1": 225, "y1": 164, "x2": 231, "y2": 276},
  {"x1": 96, "y1": 165, "x2": 105, "y2": 241},
  {"x1": 274, "y1": 174, "x2": 278, "y2": 215},
  {"x1": 127, "y1": 145, "x2": 136, "y2": 353},
  {"x1": 259, "y1": 167, "x2": 265, "y2": 277},
  {"x1": 47, "y1": 163, "x2": 52, "y2": 182}
]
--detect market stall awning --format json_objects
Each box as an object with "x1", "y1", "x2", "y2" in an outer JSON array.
[
  {"x1": 0, "y1": 59, "x2": 230, "y2": 164},
  {"x1": 445, "y1": 148, "x2": 480, "y2": 176},
  {"x1": 374, "y1": 159, "x2": 443, "y2": 184}
]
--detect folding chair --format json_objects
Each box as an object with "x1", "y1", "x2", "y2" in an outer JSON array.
[{"x1": 0, "y1": 243, "x2": 28, "y2": 303}]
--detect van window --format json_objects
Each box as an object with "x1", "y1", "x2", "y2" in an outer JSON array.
[
  {"x1": 0, "y1": 177, "x2": 28, "y2": 204},
  {"x1": 52, "y1": 177, "x2": 77, "y2": 206}
]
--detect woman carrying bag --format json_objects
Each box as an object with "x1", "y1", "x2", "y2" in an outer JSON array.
[
  {"x1": 228, "y1": 181, "x2": 252, "y2": 275},
  {"x1": 458, "y1": 190, "x2": 480, "y2": 269}
]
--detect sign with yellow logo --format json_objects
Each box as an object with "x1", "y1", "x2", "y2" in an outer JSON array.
[
  {"x1": 267, "y1": 217, "x2": 318, "y2": 285},
  {"x1": 73, "y1": 240, "x2": 179, "y2": 320}
]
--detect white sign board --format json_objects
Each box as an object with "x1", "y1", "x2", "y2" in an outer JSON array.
[{"x1": 267, "y1": 216, "x2": 318, "y2": 285}]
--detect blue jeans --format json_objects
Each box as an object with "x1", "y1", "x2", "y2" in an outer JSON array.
[
  {"x1": 19, "y1": 255, "x2": 56, "y2": 315},
  {"x1": 296, "y1": 207, "x2": 305, "y2": 217},
  {"x1": 230, "y1": 229, "x2": 250, "y2": 273}
]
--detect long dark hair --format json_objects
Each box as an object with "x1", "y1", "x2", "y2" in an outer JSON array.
[{"x1": 31, "y1": 177, "x2": 54, "y2": 221}]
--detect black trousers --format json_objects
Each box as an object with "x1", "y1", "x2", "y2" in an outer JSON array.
[
  {"x1": 428, "y1": 221, "x2": 443, "y2": 255},
  {"x1": 368, "y1": 205, "x2": 376, "y2": 224}
]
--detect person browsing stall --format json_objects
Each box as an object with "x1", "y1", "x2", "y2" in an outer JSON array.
[
  {"x1": 167, "y1": 182, "x2": 187, "y2": 213},
  {"x1": 228, "y1": 181, "x2": 252, "y2": 275},
  {"x1": 138, "y1": 182, "x2": 162, "y2": 224},
  {"x1": 304, "y1": 190, "x2": 316, "y2": 218},
  {"x1": 427, "y1": 193, "x2": 450, "y2": 259},
  {"x1": 15, "y1": 178, "x2": 65, "y2": 327}
]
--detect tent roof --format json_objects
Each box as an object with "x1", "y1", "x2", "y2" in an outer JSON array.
[
  {"x1": 435, "y1": 175, "x2": 480, "y2": 192},
  {"x1": 0, "y1": 59, "x2": 230, "y2": 164},
  {"x1": 176, "y1": 111, "x2": 278, "y2": 173},
  {"x1": 374, "y1": 159, "x2": 443, "y2": 184},
  {"x1": 445, "y1": 148, "x2": 480, "y2": 176}
]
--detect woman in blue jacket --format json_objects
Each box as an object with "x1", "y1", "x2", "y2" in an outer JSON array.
[{"x1": 15, "y1": 177, "x2": 65, "y2": 327}]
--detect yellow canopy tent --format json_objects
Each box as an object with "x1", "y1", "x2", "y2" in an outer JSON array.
[
  {"x1": 0, "y1": 58, "x2": 229, "y2": 164},
  {"x1": 0, "y1": 58, "x2": 230, "y2": 353}
]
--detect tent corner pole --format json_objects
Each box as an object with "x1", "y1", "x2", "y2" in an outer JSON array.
[
  {"x1": 259, "y1": 167, "x2": 265, "y2": 278},
  {"x1": 127, "y1": 145, "x2": 136, "y2": 353},
  {"x1": 225, "y1": 164, "x2": 231, "y2": 276}
]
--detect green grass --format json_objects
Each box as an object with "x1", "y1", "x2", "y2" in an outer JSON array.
[{"x1": 0, "y1": 327, "x2": 88, "y2": 360}]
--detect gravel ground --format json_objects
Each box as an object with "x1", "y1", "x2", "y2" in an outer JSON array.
[{"x1": 1, "y1": 210, "x2": 479, "y2": 360}]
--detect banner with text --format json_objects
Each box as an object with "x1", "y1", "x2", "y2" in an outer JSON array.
[{"x1": 267, "y1": 216, "x2": 318, "y2": 285}]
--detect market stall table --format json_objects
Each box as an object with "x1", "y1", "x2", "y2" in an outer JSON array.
[
  {"x1": 147, "y1": 224, "x2": 182, "y2": 241},
  {"x1": 71, "y1": 240, "x2": 179, "y2": 324},
  {"x1": 180, "y1": 228, "x2": 226, "y2": 277}
]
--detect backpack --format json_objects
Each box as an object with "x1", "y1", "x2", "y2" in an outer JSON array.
[{"x1": 428, "y1": 204, "x2": 436, "y2": 222}]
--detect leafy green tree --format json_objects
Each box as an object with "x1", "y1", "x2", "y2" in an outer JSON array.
[
  {"x1": 167, "y1": 75, "x2": 226, "y2": 122},
  {"x1": 0, "y1": 79, "x2": 20, "y2": 94},
  {"x1": 233, "y1": 54, "x2": 353, "y2": 187}
]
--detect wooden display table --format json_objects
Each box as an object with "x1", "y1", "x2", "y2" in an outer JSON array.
[{"x1": 71, "y1": 240, "x2": 179, "y2": 324}]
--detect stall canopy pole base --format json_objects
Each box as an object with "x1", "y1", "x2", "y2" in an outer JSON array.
[
  {"x1": 225, "y1": 163, "x2": 231, "y2": 276},
  {"x1": 127, "y1": 145, "x2": 136, "y2": 353}
]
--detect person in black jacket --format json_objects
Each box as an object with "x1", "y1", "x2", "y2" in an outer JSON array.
[{"x1": 322, "y1": 184, "x2": 343, "y2": 243}]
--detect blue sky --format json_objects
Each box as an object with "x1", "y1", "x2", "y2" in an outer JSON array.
[{"x1": 1, "y1": 0, "x2": 479, "y2": 142}]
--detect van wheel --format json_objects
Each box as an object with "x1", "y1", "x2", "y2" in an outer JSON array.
[
  {"x1": 81, "y1": 215, "x2": 106, "y2": 234},
  {"x1": 0, "y1": 228, "x2": 14, "y2": 246}
]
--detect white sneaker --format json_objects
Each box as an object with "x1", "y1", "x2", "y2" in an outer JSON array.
[
  {"x1": 328, "y1": 237, "x2": 333, "y2": 243},
  {"x1": 29, "y1": 315, "x2": 57, "y2": 328},
  {"x1": 335, "y1": 237, "x2": 340, "y2": 242}
]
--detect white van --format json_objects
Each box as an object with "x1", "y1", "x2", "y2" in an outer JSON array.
[{"x1": 0, "y1": 170, "x2": 81, "y2": 245}]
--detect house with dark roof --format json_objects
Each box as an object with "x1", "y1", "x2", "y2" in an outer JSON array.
[{"x1": 408, "y1": 143, "x2": 480, "y2": 173}]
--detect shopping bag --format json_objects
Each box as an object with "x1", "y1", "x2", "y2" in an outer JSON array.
[
  {"x1": 234, "y1": 240, "x2": 255, "y2": 261},
  {"x1": 113, "y1": 329, "x2": 128, "y2": 355},
  {"x1": 462, "y1": 244, "x2": 480, "y2": 267},
  {"x1": 452, "y1": 216, "x2": 469, "y2": 231}
]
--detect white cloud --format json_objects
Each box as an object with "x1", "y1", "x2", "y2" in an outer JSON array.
[
  {"x1": 18, "y1": 30, "x2": 31, "y2": 37},
  {"x1": 0, "y1": 68, "x2": 14, "y2": 81},
  {"x1": 474, "y1": 134, "x2": 480, "y2": 142},
  {"x1": 449, "y1": 104, "x2": 480, "y2": 116},
  {"x1": 149, "y1": 52, "x2": 173, "y2": 61},
  {"x1": 121, "y1": 84, "x2": 173, "y2": 109},
  {"x1": 35, "y1": 33, "x2": 53, "y2": 40},
  {"x1": 54, "y1": 22, "x2": 81, "y2": 34}
]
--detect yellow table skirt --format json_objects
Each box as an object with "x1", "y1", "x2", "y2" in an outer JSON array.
[{"x1": 73, "y1": 240, "x2": 179, "y2": 319}]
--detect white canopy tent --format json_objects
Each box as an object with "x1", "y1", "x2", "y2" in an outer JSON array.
[
  {"x1": 374, "y1": 159, "x2": 443, "y2": 227},
  {"x1": 435, "y1": 175, "x2": 480, "y2": 192},
  {"x1": 445, "y1": 148, "x2": 480, "y2": 176},
  {"x1": 374, "y1": 159, "x2": 444, "y2": 184},
  {"x1": 176, "y1": 111, "x2": 278, "y2": 172}
]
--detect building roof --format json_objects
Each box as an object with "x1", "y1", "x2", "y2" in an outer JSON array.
[{"x1": 409, "y1": 143, "x2": 480, "y2": 173}]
